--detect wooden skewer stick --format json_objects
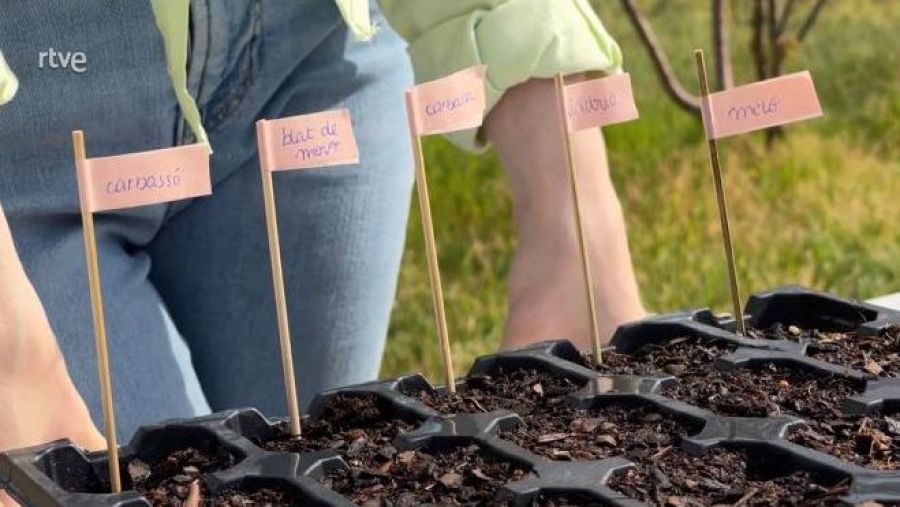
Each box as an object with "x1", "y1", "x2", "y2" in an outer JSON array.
[
  {"x1": 71, "y1": 130, "x2": 122, "y2": 492},
  {"x1": 405, "y1": 92, "x2": 456, "y2": 393},
  {"x1": 256, "y1": 120, "x2": 303, "y2": 435},
  {"x1": 693, "y1": 49, "x2": 746, "y2": 335},
  {"x1": 553, "y1": 74, "x2": 603, "y2": 364}
]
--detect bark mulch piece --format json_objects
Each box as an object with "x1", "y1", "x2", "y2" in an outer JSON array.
[
  {"x1": 528, "y1": 492, "x2": 605, "y2": 506},
  {"x1": 607, "y1": 446, "x2": 851, "y2": 506},
  {"x1": 254, "y1": 393, "x2": 416, "y2": 456},
  {"x1": 127, "y1": 446, "x2": 235, "y2": 507},
  {"x1": 499, "y1": 402, "x2": 699, "y2": 462},
  {"x1": 320, "y1": 443, "x2": 529, "y2": 506},
  {"x1": 789, "y1": 414, "x2": 900, "y2": 471},
  {"x1": 207, "y1": 485, "x2": 302, "y2": 506},
  {"x1": 751, "y1": 324, "x2": 900, "y2": 378},
  {"x1": 584, "y1": 336, "x2": 863, "y2": 419},
  {"x1": 664, "y1": 360, "x2": 864, "y2": 419},
  {"x1": 585, "y1": 337, "x2": 737, "y2": 376},
  {"x1": 408, "y1": 367, "x2": 585, "y2": 417}
]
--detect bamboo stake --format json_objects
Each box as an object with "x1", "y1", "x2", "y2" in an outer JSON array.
[
  {"x1": 71, "y1": 130, "x2": 122, "y2": 492},
  {"x1": 552, "y1": 74, "x2": 603, "y2": 364},
  {"x1": 404, "y1": 92, "x2": 456, "y2": 393},
  {"x1": 256, "y1": 120, "x2": 303, "y2": 435},
  {"x1": 693, "y1": 49, "x2": 747, "y2": 335}
]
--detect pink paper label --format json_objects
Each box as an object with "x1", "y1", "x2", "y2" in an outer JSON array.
[
  {"x1": 701, "y1": 71, "x2": 823, "y2": 140},
  {"x1": 260, "y1": 109, "x2": 360, "y2": 172},
  {"x1": 564, "y1": 73, "x2": 639, "y2": 132},
  {"x1": 77, "y1": 143, "x2": 211, "y2": 213},
  {"x1": 406, "y1": 66, "x2": 487, "y2": 136}
]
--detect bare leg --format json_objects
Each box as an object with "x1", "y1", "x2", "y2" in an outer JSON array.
[
  {"x1": 0, "y1": 204, "x2": 103, "y2": 505},
  {"x1": 485, "y1": 78, "x2": 646, "y2": 350}
]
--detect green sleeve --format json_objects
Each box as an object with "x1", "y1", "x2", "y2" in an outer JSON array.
[
  {"x1": 0, "y1": 51, "x2": 18, "y2": 105},
  {"x1": 380, "y1": 0, "x2": 623, "y2": 151},
  {"x1": 150, "y1": 0, "x2": 209, "y2": 145}
]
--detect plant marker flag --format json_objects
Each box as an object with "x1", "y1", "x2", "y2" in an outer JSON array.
[
  {"x1": 256, "y1": 109, "x2": 360, "y2": 436},
  {"x1": 700, "y1": 71, "x2": 822, "y2": 140},
  {"x1": 72, "y1": 132, "x2": 211, "y2": 493},
  {"x1": 405, "y1": 65, "x2": 487, "y2": 393},
  {"x1": 693, "y1": 49, "x2": 822, "y2": 335},
  {"x1": 563, "y1": 73, "x2": 639, "y2": 133},
  {"x1": 555, "y1": 73, "x2": 640, "y2": 366}
]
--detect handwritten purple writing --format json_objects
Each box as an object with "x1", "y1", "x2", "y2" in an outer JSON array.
[
  {"x1": 297, "y1": 141, "x2": 340, "y2": 161},
  {"x1": 281, "y1": 122, "x2": 341, "y2": 161},
  {"x1": 106, "y1": 168, "x2": 181, "y2": 194},
  {"x1": 426, "y1": 92, "x2": 476, "y2": 116},
  {"x1": 568, "y1": 94, "x2": 619, "y2": 119},
  {"x1": 727, "y1": 97, "x2": 781, "y2": 121}
]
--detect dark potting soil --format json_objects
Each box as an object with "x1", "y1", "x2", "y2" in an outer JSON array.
[
  {"x1": 255, "y1": 393, "x2": 416, "y2": 456},
  {"x1": 789, "y1": 414, "x2": 900, "y2": 471},
  {"x1": 663, "y1": 360, "x2": 863, "y2": 419},
  {"x1": 751, "y1": 324, "x2": 900, "y2": 378},
  {"x1": 407, "y1": 367, "x2": 585, "y2": 417},
  {"x1": 584, "y1": 336, "x2": 863, "y2": 419},
  {"x1": 127, "y1": 446, "x2": 235, "y2": 506},
  {"x1": 580, "y1": 337, "x2": 735, "y2": 376},
  {"x1": 499, "y1": 402, "x2": 698, "y2": 462},
  {"x1": 207, "y1": 485, "x2": 302, "y2": 506},
  {"x1": 320, "y1": 443, "x2": 529, "y2": 506},
  {"x1": 528, "y1": 492, "x2": 605, "y2": 506},
  {"x1": 607, "y1": 446, "x2": 850, "y2": 506}
]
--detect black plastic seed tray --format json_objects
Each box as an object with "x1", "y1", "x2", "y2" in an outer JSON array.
[{"x1": 1, "y1": 286, "x2": 898, "y2": 506}]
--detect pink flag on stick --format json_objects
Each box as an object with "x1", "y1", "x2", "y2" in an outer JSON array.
[
  {"x1": 258, "y1": 109, "x2": 360, "y2": 172},
  {"x1": 701, "y1": 71, "x2": 823, "y2": 140},
  {"x1": 77, "y1": 143, "x2": 211, "y2": 212},
  {"x1": 406, "y1": 66, "x2": 487, "y2": 136},
  {"x1": 563, "y1": 73, "x2": 639, "y2": 132}
]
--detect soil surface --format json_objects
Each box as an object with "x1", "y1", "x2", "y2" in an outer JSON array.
[
  {"x1": 255, "y1": 393, "x2": 417, "y2": 456},
  {"x1": 664, "y1": 360, "x2": 863, "y2": 419},
  {"x1": 207, "y1": 485, "x2": 302, "y2": 506},
  {"x1": 321, "y1": 443, "x2": 529, "y2": 506},
  {"x1": 751, "y1": 324, "x2": 900, "y2": 378},
  {"x1": 407, "y1": 367, "x2": 584, "y2": 417},
  {"x1": 128, "y1": 446, "x2": 235, "y2": 506},
  {"x1": 607, "y1": 446, "x2": 850, "y2": 506},
  {"x1": 591, "y1": 337, "x2": 736, "y2": 376},
  {"x1": 528, "y1": 492, "x2": 605, "y2": 506},
  {"x1": 586, "y1": 336, "x2": 864, "y2": 419},
  {"x1": 499, "y1": 402, "x2": 698, "y2": 462},
  {"x1": 789, "y1": 414, "x2": 900, "y2": 471}
]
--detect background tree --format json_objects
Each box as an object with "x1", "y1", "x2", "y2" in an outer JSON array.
[{"x1": 618, "y1": 0, "x2": 828, "y2": 144}]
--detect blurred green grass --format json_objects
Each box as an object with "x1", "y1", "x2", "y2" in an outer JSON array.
[{"x1": 381, "y1": 1, "x2": 900, "y2": 379}]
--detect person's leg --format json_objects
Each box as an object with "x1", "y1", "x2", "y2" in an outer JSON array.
[
  {"x1": 147, "y1": 0, "x2": 414, "y2": 415},
  {"x1": 0, "y1": 1, "x2": 210, "y2": 440}
]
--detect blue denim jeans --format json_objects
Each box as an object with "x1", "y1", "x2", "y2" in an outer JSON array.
[{"x1": 0, "y1": 0, "x2": 414, "y2": 439}]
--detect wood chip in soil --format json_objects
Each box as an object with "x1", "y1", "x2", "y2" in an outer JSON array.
[
  {"x1": 499, "y1": 402, "x2": 698, "y2": 462},
  {"x1": 751, "y1": 323, "x2": 900, "y2": 378},
  {"x1": 663, "y1": 360, "x2": 863, "y2": 419},
  {"x1": 789, "y1": 414, "x2": 900, "y2": 470},
  {"x1": 255, "y1": 393, "x2": 416, "y2": 456},
  {"x1": 205, "y1": 485, "x2": 302, "y2": 506},
  {"x1": 128, "y1": 446, "x2": 235, "y2": 507},
  {"x1": 607, "y1": 446, "x2": 850, "y2": 506},
  {"x1": 405, "y1": 367, "x2": 585, "y2": 417},
  {"x1": 320, "y1": 443, "x2": 529, "y2": 506},
  {"x1": 583, "y1": 337, "x2": 736, "y2": 376},
  {"x1": 582, "y1": 336, "x2": 861, "y2": 419}
]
